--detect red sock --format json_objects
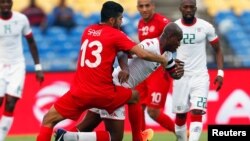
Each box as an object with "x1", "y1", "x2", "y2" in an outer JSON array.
[
  {"x1": 3, "y1": 111, "x2": 14, "y2": 116},
  {"x1": 141, "y1": 108, "x2": 146, "y2": 131},
  {"x1": 36, "y1": 126, "x2": 53, "y2": 141},
  {"x1": 128, "y1": 103, "x2": 142, "y2": 141},
  {"x1": 190, "y1": 114, "x2": 202, "y2": 122},
  {"x1": 96, "y1": 131, "x2": 110, "y2": 141},
  {"x1": 155, "y1": 111, "x2": 175, "y2": 133}
]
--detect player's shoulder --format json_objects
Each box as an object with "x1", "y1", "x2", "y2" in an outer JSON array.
[
  {"x1": 174, "y1": 19, "x2": 182, "y2": 24},
  {"x1": 196, "y1": 18, "x2": 214, "y2": 27},
  {"x1": 154, "y1": 13, "x2": 171, "y2": 23},
  {"x1": 140, "y1": 38, "x2": 159, "y2": 47}
]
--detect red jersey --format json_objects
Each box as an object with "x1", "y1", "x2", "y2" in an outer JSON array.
[
  {"x1": 138, "y1": 13, "x2": 171, "y2": 41},
  {"x1": 71, "y1": 24, "x2": 136, "y2": 97}
]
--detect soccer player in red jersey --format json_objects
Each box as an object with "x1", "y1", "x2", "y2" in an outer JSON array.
[
  {"x1": 134, "y1": 0, "x2": 176, "y2": 139},
  {"x1": 36, "y1": 1, "x2": 167, "y2": 141}
]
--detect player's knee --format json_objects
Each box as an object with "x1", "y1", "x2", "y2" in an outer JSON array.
[
  {"x1": 147, "y1": 107, "x2": 160, "y2": 119},
  {"x1": 128, "y1": 90, "x2": 140, "y2": 104},
  {"x1": 190, "y1": 109, "x2": 205, "y2": 115},
  {"x1": 4, "y1": 95, "x2": 19, "y2": 112},
  {"x1": 42, "y1": 107, "x2": 64, "y2": 127},
  {"x1": 175, "y1": 113, "x2": 187, "y2": 126},
  {"x1": 5, "y1": 101, "x2": 17, "y2": 112},
  {"x1": 176, "y1": 113, "x2": 187, "y2": 119},
  {"x1": 0, "y1": 97, "x2": 4, "y2": 106}
]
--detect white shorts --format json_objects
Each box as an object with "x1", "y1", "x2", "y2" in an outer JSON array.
[
  {"x1": 0, "y1": 63, "x2": 25, "y2": 98},
  {"x1": 112, "y1": 67, "x2": 130, "y2": 88},
  {"x1": 89, "y1": 106, "x2": 125, "y2": 120},
  {"x1": 88, "y1": 67, "x2": 129, "y2": 120},
  {"x1": 172, "y1": 73, "x2": 209, "y2": 113}
]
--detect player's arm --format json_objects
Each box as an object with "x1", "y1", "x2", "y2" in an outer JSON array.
[
  {"x1": 117, "y1": 51, "x2": 129, "y2": 83},
  {"x1": 129, "y1": 42, "x2": 167, "y2": 67},
  {"x1": 25, "y1": 34, "x2": 44, "y2": 83},
  {"x1": 210, "y1": 39, "x2": 224, "y2": 91}
]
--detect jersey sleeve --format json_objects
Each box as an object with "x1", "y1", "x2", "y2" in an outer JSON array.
[
  {"x1": 131, "y1": 38, "x2": 159, "y2": 58},
  {"x1": 115, "y1": 31, "x2": 137, "y2": 51},
  {"x1": 22, "y1": 15, "x2": 32, "y2": 36},
  {"x1": 206, "y1": 22, "x2": 218, "y2": 42},
  {"x1": 138, "y1": 38, "x2": 159, "y2": 53}
]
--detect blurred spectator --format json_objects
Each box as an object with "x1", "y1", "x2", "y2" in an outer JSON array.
[
  {"x1": 22, "y1": 0, "x2": 46, "y2": 26},
  {"x1": 47, "y1": 0, "x2": 76, "y2": 30}
]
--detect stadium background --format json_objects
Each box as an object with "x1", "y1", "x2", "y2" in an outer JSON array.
[{"x1": 2, "y1": 0, "x2": 250, "y2": 140}]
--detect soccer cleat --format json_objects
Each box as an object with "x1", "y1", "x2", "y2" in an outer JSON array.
[
  {"x1": 54, "y1": 128, "x2": 66, "y2": 141},
  {"x1": 141, "y1": 128, "x2": 154, "y2": 141}
]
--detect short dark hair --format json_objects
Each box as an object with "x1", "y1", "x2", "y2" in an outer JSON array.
[
  {"x1": 101, "y1": 1, "x2": 124, "y2": 22},
  {"x1": 162, "y1": 22, "x2": 182, "y2": 38}
]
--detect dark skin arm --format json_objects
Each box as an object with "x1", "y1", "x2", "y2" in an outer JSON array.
[
  {"x1": 117, "y1": 51, "x2": 130, "y2": 84},
  {"x1": 211, "y1": 41, "x2": 224, "y2": 91},
  {"x1": 26, "y1": 35, "x2": 44, "y2": 83}
]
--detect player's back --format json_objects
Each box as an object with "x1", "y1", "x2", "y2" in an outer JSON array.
[
  {"x1": 73, "y1": 24, "x2": 136, "y2": 95},
  {"x1": 113, "y1": 38, "x2": 174, "y2": 87}
]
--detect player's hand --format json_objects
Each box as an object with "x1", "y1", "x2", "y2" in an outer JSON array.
[
  {"x1": 173, "y1": 59, "x2": 184, "y2": 79},
  {"x1": 118, "y1": 70, "x2": 129, "y2": 84},
  {"x1": 214, "y1": 76, "x2": 223, "y2": 91},
  {"x1": 35, "y1": 70, "x2": 44, "y2": 85}
]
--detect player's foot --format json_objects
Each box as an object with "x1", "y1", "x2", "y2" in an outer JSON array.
[
  {"x1": 141, "y1": 128, "x2": 154, "y2": 141},
  {"x1": 54, "y1": 128, "x2": 66, "y2": 141}
]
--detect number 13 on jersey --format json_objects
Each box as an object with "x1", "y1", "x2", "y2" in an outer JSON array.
[{"x1": 80, "y1": 39, "x2": 103, "y2": 68}]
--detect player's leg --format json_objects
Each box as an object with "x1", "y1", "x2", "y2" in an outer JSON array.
[
  {"x1": 37, "y1": 90, "x2": 84, "y2": 141},
  {"x1": 126, "y1": 81, "x2": 150, "y2": 141},
  {"x1": 61, "y1": 109, "x2": 109, "y2": 141},
  {"x1": 37, "y1": 106, "x2": 65, "y2": 141},
  {"x1": 104, "y1": 119, "x2": 124, "y2": 141},
  {"x1": 0, "y1": 63, "x2": 24, "y2": 141},
  {"x1": 0, "y1": 79, "x2": 6, "y2": 141},
  {"x1": 0, "y1": 64, "x2": 6, "y2": 107},
  {"x1": 0, "y1": 95, "x2": 19, "y2": 141},
  {"x1": 188, "y1": 74, "x2": 209, "y2": 141},
  {"x1": 60, "y1": 106, "x2": 125, "y2": 141},
  {"x1": 145, "y1": 67, "x2": 175, "y2": 133},
  {"x1": 172, "y1": 75, "x2": 191, "y2": 141},
  {"x1": 102, "y1": 106, "x2": 126, "y2": 141},
  {"x1": 76, "y1": 109, "x2": 102, "y2": 132}
]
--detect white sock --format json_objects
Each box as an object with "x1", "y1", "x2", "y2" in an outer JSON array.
[
  {"x1": 175, "y1": 124, "x2": 187, "y2": 141},
  {"x1": 188, "y1": 122, "x2": 202, "y2": 141},
  {"x1": 64, "y1": 131, "x2": 97, "y2": 141},
  {"x1": 0, "y1": 116, "x2": 14, "y2": 141}
]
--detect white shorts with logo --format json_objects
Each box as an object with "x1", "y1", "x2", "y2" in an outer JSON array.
[
  {"x1": 89, "y1": 106, "x2": 125, "y2": 120},
  {"x1": 88, "y1": 67, "x2": 128, "y2": 120},
  {"x1": 172, "y1": 73, "x2": 209, "y2": 113},
  {"x1": 0, "y1": 63, "x2": 26, "y2": 98}
]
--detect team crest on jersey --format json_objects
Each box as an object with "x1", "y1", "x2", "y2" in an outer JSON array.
[
  {"x1": 149, "y1": 26, "x2": 155, "y2": 32},
  {"x1": 196, "y1": 27, "x2": 202, "y2": 32}
]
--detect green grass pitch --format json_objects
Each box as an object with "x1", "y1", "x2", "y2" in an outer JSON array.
[{"x1": 6, "y1": 132, "x2": 208, "y2": 141}]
